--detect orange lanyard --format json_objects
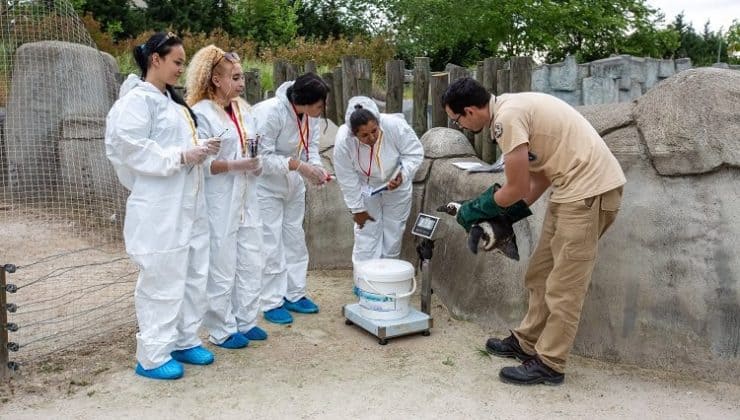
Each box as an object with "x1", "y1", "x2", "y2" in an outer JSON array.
[{"x1": 292, "y1": 103, "x2": 310, "y2": 161}]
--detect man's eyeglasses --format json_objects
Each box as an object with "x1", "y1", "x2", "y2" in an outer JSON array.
[
  {"x1": 452, "y1": 113, "x2": 463, "y2": 128},
  {"x1": 213, "y1": 51, "x2": 241, "y2": 69}
]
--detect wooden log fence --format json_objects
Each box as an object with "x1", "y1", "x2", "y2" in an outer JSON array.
[{"x1": 240, "y1": 55, "x2": 533, "y2": 163}]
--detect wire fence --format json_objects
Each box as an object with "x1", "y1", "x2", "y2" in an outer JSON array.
[{"x1": 0, "y1": 0, "x2": 134, "y2": 374}]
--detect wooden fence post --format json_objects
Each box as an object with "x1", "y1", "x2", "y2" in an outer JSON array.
[
  {"x1": 286, "y1": 62, "x2": 299, "y2": 81},
  {"x1": 244, "y1": 69, "x2": 262, "y2": 105},
  {"x1": 304, "y1": 60, "x2": 317, "y2": 75},
  {"x1": 497, "y1": 67, "x2": 511, "y2": 95},
  {"x1": 385, "y1": 59, "x2": 404, "y2": 114},
  {"x1": 355, "y1": 58, "x2": 372, "y2": 97},
  {"x1": 510, "y1": 56, "x2": 534, "y2": 92},
  {"x1": 273, "y1": 59, "x2": 288, "y2": 90},
  {"x1": 482, "y1": 58, "x2": 503, "y2": 163},
  {"x1": 430, "y1": 72, "x2": 449, "y2": 128},
  {"x1": 341, "y1": 56, "x2": 357, "y2": 108},
  {"x1": 474, "y1": 61, "x2": 485, "y2": 158},
  {"x1": 332, "y1": 66, "x2": 345, "y2": 125},
  {"x1": 412, "y1": 57, "x2": 430, "y2": 136},
  {"x1": 322, "y1": 72, "x2": 337, "y2": 124}
]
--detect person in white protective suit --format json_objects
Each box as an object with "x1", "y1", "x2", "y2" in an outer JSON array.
[
  {"x1": 333, "y1": 96, "x2": 424, "y2": 264},
  {"x1": 185, "y1": 46, "x2": 268, "y2": 350},
  {"x1": 105, "y1": 32, "x2": 219, "y2": 380},
  {"x1": 251, "y1": 73, "x2": 332, "y2": 324}
]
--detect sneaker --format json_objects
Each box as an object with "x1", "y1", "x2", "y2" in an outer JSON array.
[
  {"x1": 214, "y1": 333, "x2": 249, "y2": 349},
  {"x1": 283, "y1": 297, "x2": 319, "y2": 314},
  {"x1": 486, "y1": 332, "x2": 535, "y2": 362},
  {"x1": 242, "y1": 326, "x2": 268, "y2": 341},
  {"x1": 171, "y1": 345, "x2": 215, "y2": 365},
  {"x1": 263, "y1": 306, "x2": 293, "y2": 324},
  {"x1": 499, "y1": 357, "x2": 565, "y2": 386},
  {"x1": 135, "y1": 359, "x2": 184, "y2": 380}
]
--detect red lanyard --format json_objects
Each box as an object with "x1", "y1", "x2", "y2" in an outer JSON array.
[
  {"x1": 292, "y1": 103, "x2": 309, "y2": 161},
  {"x1": 226, "y1": 105, "x2": 246, "y2": 156},
  {"x1": 356, "y1": 142, "x2": 374, "y2": 182}
]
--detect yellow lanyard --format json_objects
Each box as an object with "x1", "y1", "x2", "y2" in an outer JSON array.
[
  {"x1": 229, "y1": 100, "x2": 249, "y2": 157},
  {"x1": 181, "y1": 107, "x2": 198, "y2": 145}
]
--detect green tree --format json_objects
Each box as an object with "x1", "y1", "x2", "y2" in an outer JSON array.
[
  {"x1": 669, "y1": 14, "x2": 732, "y2": 66},
  {"x1": 145, "y1": 0, "x2": 231, "y2": 34},
  {"x1": 74, "y1": 0, "x2": 147, "y2": 39},
  {"x1": 293, "y1": 0, "x2": 369, "y2": 40},
  {"x1": 728, "y1": 20, "x2": 740, "y2": 64},
  {"x1": 229, "y1": 0, "x2": 299, "y2": 47}
]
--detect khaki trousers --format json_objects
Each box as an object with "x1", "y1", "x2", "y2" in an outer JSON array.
[{"x1": 513, "y1": 187, "x2": 623, "y2": 373}]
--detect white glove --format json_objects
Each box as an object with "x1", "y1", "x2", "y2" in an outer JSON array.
[
  {"x1": 182, "y1": 146, "x2": 208, "y2": 165},
  {"x1": 226, "y1": 156, "x2": 262, "y2": 173},
  {"x1": 201, "y1": 137, "x2": 221, "y2": 155},
  {"x1": 296, "y1": 161, "x2": 328, "y2": 186}
]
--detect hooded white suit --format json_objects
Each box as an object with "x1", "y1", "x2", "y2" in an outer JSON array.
[
  {"x1": 192, "y1": 97, "x2": 261, "y2": 343},
  {"x1": 251, "y1": 81, "x2": 323, "y2": 308},
  {"x1": 332, "y1": 96, "x2": 424, "y2": 264},
  {"x1": 105, "y1": 74, "x2": 209, "y2": 369}
]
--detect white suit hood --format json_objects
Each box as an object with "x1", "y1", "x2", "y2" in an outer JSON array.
[
  {"x1": 119, "y1": 73, "x2": 147, "y2": 98},
  {"x1": 345, "y1": 96, "x2": 380, "y2": 123}
]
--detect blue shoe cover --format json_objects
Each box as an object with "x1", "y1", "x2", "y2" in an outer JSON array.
[
  {"x1": 263, "y1": 306, "x2": 293, "y2": 324},
  {"x1": 135, "y1": 359, "x2": 183, "y2": 380},
  {"x1": 242, "y1": 326, "x2": 268, "y2": 340},
  {"x1": 171, "y1": 345, "x2": 215, "y2": 365},
  {"x1": 284, "y1": 296, "x2": 319, "y2": 314},
  {"x1": 216, "y1": 333, "x2": 249, "y2": 349}
]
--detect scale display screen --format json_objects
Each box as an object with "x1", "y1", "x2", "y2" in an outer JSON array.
[{"x1": 411, "y1": 213, "x2": 440, "y2": 239}]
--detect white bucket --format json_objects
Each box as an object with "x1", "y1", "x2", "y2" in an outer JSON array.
[{"x1": 353, "y1": 258, "x2": 416, "y2": 320}]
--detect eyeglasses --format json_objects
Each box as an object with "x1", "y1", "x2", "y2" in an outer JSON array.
[
  {"x1": 452, "y1": 113, "x2": 463, "y2": 128},
  {"x1": 153, "y1": 31, "x2": 177, "y2": 52},
  {"x1": 213, "y1": 51, "x2": 241, "y2": 69}
]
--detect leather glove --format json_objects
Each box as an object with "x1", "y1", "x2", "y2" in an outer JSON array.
[
  {"x1": 226, "y1": 156, "x2": 262, "y2": 173},
  {"x1": 352, "y1": 211, "x2": 375, "y2": 229},
  {"x1": 456, "y1": 183, "x2": 532, "y2": 232},
  {"x1": 182, "y1": 145, "x2": 209, "y2": 165},
  {"x1": 201, "y1": 137, "x2": 221, "y2": 155},
  {"x1": 296, "y1": 161, "x2": 328, "y2": 186}
]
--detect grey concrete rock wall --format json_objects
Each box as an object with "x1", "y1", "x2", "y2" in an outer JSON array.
[
  {"x1": 531, "y1": 54, "x2": 705, "y2": 107},
  {"x1": 4, "y1": 41, "x2": 119, "y2": 219},
  {"x1": 397, "y1": 67, "x2": 739, "y2": 384}
]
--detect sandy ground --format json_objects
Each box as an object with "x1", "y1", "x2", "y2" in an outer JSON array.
[{"x1": 0, "y1": 268, "x2": 739, "y2": 419}]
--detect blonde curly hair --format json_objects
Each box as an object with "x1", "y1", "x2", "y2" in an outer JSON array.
[{"x1": 185, "y1": 45, "x2": 241, "y2": 106}]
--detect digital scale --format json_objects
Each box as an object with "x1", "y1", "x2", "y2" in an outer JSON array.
[{"x1": 343, "y1": 213, "x2": 442, "y2": 345}]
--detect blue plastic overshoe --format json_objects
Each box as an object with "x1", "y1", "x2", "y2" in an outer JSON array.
[
  {"x1": 242, "y1": 326, "x2": 268, "y2": 340},
  {"x1": 135, "y1": 359, "x2": 184, "y2": 380},
  {"x1": 283, "y1": 296, "x2": 319, "y2": 314},
  {"x1": 171, "y1": 345, "x2": 215, "y2": 365},
  {"x1": 215, "y1": 333, "x2": 249, "y2": 349},
  {"x1": 263, "y1": 306, "x2": 293, "y2": 324}
]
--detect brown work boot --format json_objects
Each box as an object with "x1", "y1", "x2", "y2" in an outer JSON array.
[
  {"x1": 499, "y1": 356, "x2": 565, "y2": 386},
  {"x1": 485, "y1": 332, "x2": 534, "y2": 362}
]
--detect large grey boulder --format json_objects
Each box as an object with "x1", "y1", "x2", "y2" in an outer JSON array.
[
  {"x1": 4, "y1": 41, "x2": 120, "y2": 227},
  {"x1": 633, "y1": 68, "x2": 740, "y2": 175},
  {"x1": 408, "y1": 68, "x2": 740, "y2": 384}
]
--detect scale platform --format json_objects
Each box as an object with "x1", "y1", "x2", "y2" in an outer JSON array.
[{"x1": 342, "y1": 303, "x2": 432, "y2": 345}]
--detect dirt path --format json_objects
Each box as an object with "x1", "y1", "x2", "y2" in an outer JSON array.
[{"x1": 1, "y1": 270, "x2": 738, "y2": 419}]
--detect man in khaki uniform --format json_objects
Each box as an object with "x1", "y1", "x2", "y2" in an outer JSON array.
[{"x1": 441, "y1": 78, "x2": 625, "y2": 385}]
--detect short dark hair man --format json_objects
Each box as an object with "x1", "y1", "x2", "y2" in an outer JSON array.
[{"x1": 442, "y1": 78, "x2": 626, "y2": 385}]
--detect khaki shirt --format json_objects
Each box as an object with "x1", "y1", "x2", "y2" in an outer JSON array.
[{"x1": 490, "y1": 93, "x2": 626, "y2": 203}]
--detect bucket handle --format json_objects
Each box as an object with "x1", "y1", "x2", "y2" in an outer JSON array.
[{"x1": 362, "y1": 276, "x2": 417, "y2": 299}]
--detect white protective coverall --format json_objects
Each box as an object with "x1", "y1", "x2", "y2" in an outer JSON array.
[
  {"x1": 332, "y1": 96, "x2": 424, "y2": 264},
  {"x1": 251, "y1": 81, "x2": 324, "y2": 309},
  {"x1": 105, "y1": 74, "x2": 209, "y2": 369},
  {"x1": 192, "y1": 97, "x2": 262, "y2": 343}
]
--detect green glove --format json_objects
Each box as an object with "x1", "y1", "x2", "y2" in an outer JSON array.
[
  {"x1": 456, "y1": 185, "x2": 504, "y2": 231},
  {"x1": 455, "y1": 183, "x2": 533, "y2": 231}
]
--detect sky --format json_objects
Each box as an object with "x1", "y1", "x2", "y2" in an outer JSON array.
[{"x1": 646, "y1": 0, "x2": 739, "y2": 33}]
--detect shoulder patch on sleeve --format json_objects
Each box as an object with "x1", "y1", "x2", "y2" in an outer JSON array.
[{"x1": 494, "y1": 122, "x2": 503, "y2": 140}]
